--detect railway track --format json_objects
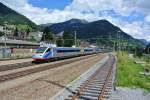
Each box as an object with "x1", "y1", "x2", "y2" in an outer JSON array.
[
  {"x1": 0, "y1": 53, "x2": 99, "y2": 72},
  {"x1": 67, "y1": 54, "x2": 116, "y2": 100},
  {"x1": 0, "y1": 61, "x2": 34, "y2": 72},
  {"x1": 0, "y1": 53, "x2": 101, "y2": 83}
]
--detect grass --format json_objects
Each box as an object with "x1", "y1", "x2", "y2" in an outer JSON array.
[{"x1": 116, "y1": 52, "x2": 150, "y2": 91}]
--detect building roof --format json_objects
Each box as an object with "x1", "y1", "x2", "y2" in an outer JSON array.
[{"x1": 0, "y1": 38, "x2": 39, "y2": 46}]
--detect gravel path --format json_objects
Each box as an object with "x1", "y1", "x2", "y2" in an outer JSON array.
[
  {"x1": 110, "y1": 87, "x2": 150, "y2": 100},
  {"x1": 0, "y1": 58, "x2": 32, "y2": 66},
  {"x1": 0, "y1": 54, "x2": 105, "y2": 100}
]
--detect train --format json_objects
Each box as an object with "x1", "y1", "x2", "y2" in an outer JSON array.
[{"x1": 32, "y1": 46, "x2": 99, "y2": 61}]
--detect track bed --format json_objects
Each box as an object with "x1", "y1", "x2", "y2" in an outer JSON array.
[{"x1": 66, "y1": 54, "x2": 116, "y2": 100}]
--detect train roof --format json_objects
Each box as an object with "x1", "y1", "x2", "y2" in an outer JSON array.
[
  {"x1": 38, "y1": 46, "x2": 94, "y2": 50},
  {"x1": 84, "y1": 48, "x2": 93, "y2": 49},
  {"x1": 53, "y1": 47, "x2": 81, "y2": 50},
  {"x1": 38, "y1": 46, "x2": 81, "y2": 49}
]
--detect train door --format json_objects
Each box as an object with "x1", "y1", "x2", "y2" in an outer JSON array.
[
  {"x1": 51, "y1": 48, "x2": 54, "y2": 57},
  {"x1": 44, "y1": 48, "x2": 51, "y2": 59}
]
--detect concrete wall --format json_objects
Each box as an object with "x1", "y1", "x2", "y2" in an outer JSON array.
[
  {"x1": 10, "y1": 48, "x2": 37, "y2": 59},
  {"x1": 11, "y1": 48, "x2": 36, "y2": 54}
]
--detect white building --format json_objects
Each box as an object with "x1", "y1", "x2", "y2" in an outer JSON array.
[
  {"x1": 0, "y1": 26, "x2": 4, "y2": 32},
  {"x1": 27, "y1": 31, "x2": 43, "y2": 41},
  {"x1": 0, "y1": 25, "x2": 13, "y2": 36}
]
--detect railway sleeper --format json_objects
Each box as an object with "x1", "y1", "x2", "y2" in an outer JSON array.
[
  {"x1": 86, "y1": 84, "x2": 104, "y2": 87},
  {"x1": 83, "y1": 87, "x2": 101, "y2": 91},
  {"x1": 102, "y1": 94, "x2": 111, "y2": 98},
  {"x1": 90, "y1": 80, "x2": 105, "y2": 83},
  {"x1": 80, "y1": 92, "x2": 100, "y2": 97},
  {"x1": 85, "y1": 84, "x2": 103, "y2": 88},
  {"x1": 88, "y1": 82, "x2": 104, "y2": 85},
  {"x1": 82, "y1": 89, "x2": 101, "y2": 94},
  {"x1": 78, "y1": 95, "x2": 98, "y2": 100},
  {"x1": 106, "y1": 83, "x2": 113, "y2": 86},
  {"x1": 103, "y1": 90, "x2": 112, "y2": 95},
  {"x1": 105, "y1": 86, "x2": 113, "y2": 90}
]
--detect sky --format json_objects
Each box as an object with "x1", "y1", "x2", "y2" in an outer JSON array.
[{"x1": 0, "y1": 0, "x2": 150, "y2": 41}]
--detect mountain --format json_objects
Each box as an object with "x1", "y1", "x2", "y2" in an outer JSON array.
[
  {"x1": 137, "y1": 39, "x2": 149, "y2": 45},
  {"x1": 0, "y1": 2, "x2": 36, "y2": 28},
  {"x1": 40, "y1": 23, "x2": 54, "y2": 27},
  {"x1": 48, "y1": 19, "x2": 146, "y2": 47}
]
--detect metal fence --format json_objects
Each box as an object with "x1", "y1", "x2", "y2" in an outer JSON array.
[{"x1": 0, "y1": 48, "x2": 11, "y2": 59}]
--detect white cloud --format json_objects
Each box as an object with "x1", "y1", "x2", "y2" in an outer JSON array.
[
  {"x1": 67, "y1": 0, "x2": 148, "y2": 16},
  {"x1": 0, "y1": 0, "x2": 150, "y2": 41},
  {"x1": 145, "y1": 15, "x2": 150, "y2": 23}
]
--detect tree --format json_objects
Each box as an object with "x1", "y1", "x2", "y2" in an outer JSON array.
[
  {"x1": 56, "y1": 37, "x2": 63, "y2": 47},
  {"x1": 134, "y1": 46, "x2": 144, "y2": 57},
  {"x1": 41, "y1": 27, "x2": 54, "y2": 43},
  {"x1": 29, "y1": 36, "x2": 36, "y2": 42},
  {"x1": 63, "y1": 31, "x2": 74, "y2": 47},
  {"x1": 13, "y1": 27, "x2": 19, "y2": 37},
  {"x1": 0, "y1": 31, "x2": 4, "y2": 37},
  {"x1": 26, "y1": 28, "x2": 30, "y2": 36},
  {"x1": 145, "y1": 43, "x2": 150, "y2": 54}
]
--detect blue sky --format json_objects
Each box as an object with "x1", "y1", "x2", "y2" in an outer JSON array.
[
  {"x1": 0, "y1": 0, "x2": 150, "y2": 41},
  {"x1": 29, "y1": 0, "x2": 72, "y2": 10}
]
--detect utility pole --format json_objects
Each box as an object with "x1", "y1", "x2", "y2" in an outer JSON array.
[
  {"x1": 148, "y1": 47, "x2": 150, "y2": 62},
  {"x1": 109, "y1": 33, "x2": 113, "y2": 52},
  {"x1": 109, "y1": 33, "x2": 111, "y2": 40},
  {"x1": 121, "y1": 35, "x2": 124, "y2": 56},
  {"x1": 74, "y1": 30, "x2": 77, "y2": 47},
  {"x1": 4, "y1": 26, "x2": 7, "y2": 47},
  {"x1": 117, "y1": 32, "x2": 119, "y2": 55},
  {"x1": 4, "y1": 22, "x2": 8, "y2": 48},
  {"x1": 44, "y1": 34, "x2": 45, "y2": 42},
  {"x1": 113, "y1": 41, "x2": 115, "y2": 52},
  {"x1": 118, "y1": 31, "x2": 121, "y2": 53},
  {"x1": 116, "y1": 31, "x2": 121, "y2": 56},
  {"x1": 135, "y1": 47, "x2": 137, "y2": 57},
  {"x1": 148, "y1": 47, "x2": 150, "y2": 54}
]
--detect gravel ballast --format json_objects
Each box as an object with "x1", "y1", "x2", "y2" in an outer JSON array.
[
  {"x1": 110, "y1": 87, "x2": 150, "y2": 100},
  {"x1": 51, "y1": 54, "x2": 109, "y2": 100},
  {"x1": 0, "y1": 54, "x2": 105, "y2": 100}
]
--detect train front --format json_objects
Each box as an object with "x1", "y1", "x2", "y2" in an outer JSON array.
[{"x1": 32, "y1": 47, "x2": 52, "y2": 61}]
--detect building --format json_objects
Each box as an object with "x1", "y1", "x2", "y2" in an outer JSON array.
[
  {"x1": 56, "y1": 31, "x2": 64, "y2": 38},
  {"x1": 27, "y1": 31, "x2": 43, "y2": 42},
  {"x1": 0, "y1": 38, "x2": 39, "y2": 48},
  {"x1": 0, "y1": 26, "x2": 4, "y2": 32},
  {"x1": 79, "y1": 41, "x2": 90, "y2": 47},
  {"x1": 0, "y1": 25, "x2": 14, "y2": 37}
]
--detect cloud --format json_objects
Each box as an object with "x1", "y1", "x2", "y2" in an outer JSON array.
[
  {"x1": 145, "y1": 15, "x2": 150, "y2": 23},
  {"x1": 0, "y1": 0, "x2": 150, "y2": 41}
]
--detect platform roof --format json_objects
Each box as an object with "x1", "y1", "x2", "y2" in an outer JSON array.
[{"x1": 0, "y1": 39, "x2": 39, "y2": 46}]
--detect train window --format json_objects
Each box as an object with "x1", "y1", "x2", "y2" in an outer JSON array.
[
  {"x1": 46, "y1": 48, "x2": 51, "y2": 52},
  {"x1": 57, "y1": 49, "x2": 80, "y2": 53},
  {"x1": 84, "y1": 49, "x2": 93, "y2": 52},
  {"x1": 36, "y1": 47, "x2": 47, "y2": 53}
]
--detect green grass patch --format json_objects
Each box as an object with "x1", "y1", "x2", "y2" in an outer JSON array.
[{"x1": 117, "y1": 53, "x2": 150, "y2": 91}]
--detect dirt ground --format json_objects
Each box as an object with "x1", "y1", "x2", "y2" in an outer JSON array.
[
  {"x1": 0, "y1": 54, "x2": 105, "y2": 100},
  {"x1": 0, "y1": 58, "x2": 32, "y2": 66}
]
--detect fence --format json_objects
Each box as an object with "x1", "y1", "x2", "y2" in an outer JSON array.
[{"x1": 0, "y1": 48, "x2": 11, "y2": 59}]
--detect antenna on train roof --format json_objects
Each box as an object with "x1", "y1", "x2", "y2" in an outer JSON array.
[{"x1": 40, "y1": 42, "x2": 57, "y2": 47}]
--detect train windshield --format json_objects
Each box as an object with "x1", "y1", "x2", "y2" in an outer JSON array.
[{"x1": 36, "y1": 47, "x2": 47, "y2": 53}]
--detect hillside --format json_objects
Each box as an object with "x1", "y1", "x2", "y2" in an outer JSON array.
[
  {"x1": 48, "y1": 19, "x2": 146, "y2": 47},
  {"x1": 0, "y1": 2, "x2": 36, "y2": 28}
]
